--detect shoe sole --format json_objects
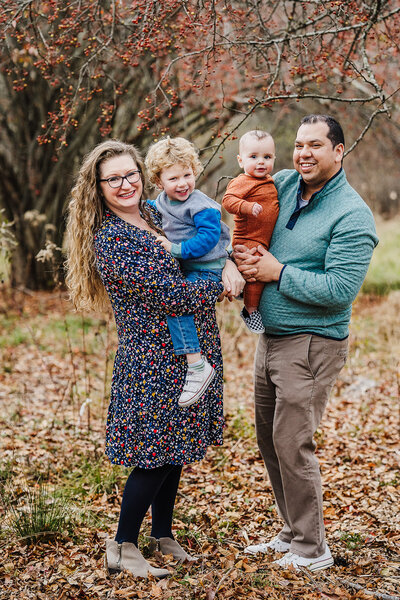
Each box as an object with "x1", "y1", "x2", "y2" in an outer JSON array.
[
  {"x1": 178, "y1": 368, "x2": 216, "y2": 408},
  {"x1": 149, "y1": 569, "x2": 170, "y2": 579},
  {"x1": 307, "y1": 558, "x2": 334, "y2": 572},
  {"x1": 245, "y1": 544, "x2": 290, "y2": 555},
  {"x1": 274, "y1": 554, "x2": 334, "y2": 571},
  {"x1": 104, "y1": 554, "x2": 121, "y2": 575}
]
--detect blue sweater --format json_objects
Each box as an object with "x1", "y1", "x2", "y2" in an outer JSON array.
[
  {"x1": 259, "y1": 169, "x2": 379, "y2": 339},
  {"x1": 148, "y1": 189, "x2": 230, "y2": 271}
]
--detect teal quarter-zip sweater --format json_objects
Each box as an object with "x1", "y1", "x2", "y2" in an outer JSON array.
[{"x1": 259, "y1": 168, "x2": 379, "y2": 339}]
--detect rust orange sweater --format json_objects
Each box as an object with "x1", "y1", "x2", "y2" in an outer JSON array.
[{"x1": 222, "y1": 173, "x2": 279, "y2": 249}]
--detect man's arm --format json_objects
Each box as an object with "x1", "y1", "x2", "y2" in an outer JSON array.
[
  {"x1": 235, "y1": 214, "x2": 378, "y2": 308},
  {"x1": 276, "y1": 218, "x2": 377, "y2": 308}
]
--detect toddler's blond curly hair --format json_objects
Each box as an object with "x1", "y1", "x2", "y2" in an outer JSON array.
[{"x1": 145, "y1": 136, "x2": 203, "y2": 185}]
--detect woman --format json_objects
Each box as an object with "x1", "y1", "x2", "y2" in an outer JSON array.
[{"x1": 65, "y1": 140, "x2": 244, "y2": 578}]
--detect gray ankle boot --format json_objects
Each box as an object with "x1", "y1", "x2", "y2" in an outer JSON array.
[
  {"x1": 105, "y1": 539, "x2": 169, "y2": 578},
  {"x1": 148, "y1": 536, "x2": 198, "y2": 563},
  {"x1": 105, "y1": 539, "x2": 121, "y2": 574}
]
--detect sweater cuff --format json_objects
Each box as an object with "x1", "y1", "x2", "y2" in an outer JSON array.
[
  {"x1": 276, "y1": 265, "x2": 287, "y2": 290},
  {"x1": 241, "y1": 201, "x2": 255, "y2": 215},
  {"x1": 170, "y1": 243, "x2": 183, "y2": 258}
]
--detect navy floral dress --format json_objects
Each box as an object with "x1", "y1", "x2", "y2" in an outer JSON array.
[{"x1": 94, "y1": 209, "x2": 225, "y2": 468}]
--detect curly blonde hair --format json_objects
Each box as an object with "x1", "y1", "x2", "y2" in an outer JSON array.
[
  {"x1": 145, "y1": 136, "x2": 203, "y2": 185},
  {"x1": 65, "y1": 139, "x2": 160, "y2": 313}
]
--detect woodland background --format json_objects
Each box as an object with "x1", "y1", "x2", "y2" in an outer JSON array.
[{"x1": 0, "y1": 1, "x2": 399, "y2": 599}]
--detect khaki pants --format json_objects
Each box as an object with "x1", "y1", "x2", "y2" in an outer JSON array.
[{"x1": 254, "y1": 333, "x2": 348, "y2": 558}]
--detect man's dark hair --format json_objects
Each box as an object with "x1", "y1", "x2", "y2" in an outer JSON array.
[{"x1": 300, "y1": 114, "x2": 345, "y2": 148}]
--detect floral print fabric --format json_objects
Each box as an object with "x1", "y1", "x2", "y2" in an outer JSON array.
[{"x1": 94, "y1": 209, "x2": 225, "y2": 468}]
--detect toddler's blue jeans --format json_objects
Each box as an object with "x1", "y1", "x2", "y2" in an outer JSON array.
[{"x1": 167, "y1": 268, "x2": 222, "y2": 355}]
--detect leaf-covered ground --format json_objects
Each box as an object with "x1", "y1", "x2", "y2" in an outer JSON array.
[{"x1": 0, "y1": 289, "x2": 399, "y2": 600}]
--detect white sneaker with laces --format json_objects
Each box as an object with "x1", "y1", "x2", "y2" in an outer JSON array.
[
  {"x1": 274, "y1": 546, "x2": 334, "y2": 572},
  {"x1": 240, "y1": 308, "x2": 265, "y2": 334},
  {"x1": 244, "y1": 536, "x2": 291, "y2": 555},
  {"x1": 178, "y1": 359, "x2": 215, "y2": 408}
]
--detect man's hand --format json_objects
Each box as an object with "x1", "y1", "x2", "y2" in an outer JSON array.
[
  {"x1": 234, "y1": 244, "x2": 284, "y2": 282},
  {"x1": 232, "y1": 244, "x2": 259, "y2": 281},
  {"x1": 221, "y1": 258, "x2": 245, "y2": 301},
  {"x1": 156, "y1": 235, "x2": 172, "y2": 253},
  {"x1": 251, "y1": 203, "x2": 262, "y2": 217}
]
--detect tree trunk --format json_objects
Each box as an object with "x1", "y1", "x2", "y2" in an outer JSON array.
[
  {"x1": 10, "y1": 220, "x2": 63, "y2": 290},
  {"x1": 10, "y1": 244, "x2": 56, "y2": 290}
]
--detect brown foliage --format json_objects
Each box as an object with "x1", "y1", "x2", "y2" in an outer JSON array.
[
  {"x1": 0, "y1": 289, "x2": 399, "y2": 599},
  {"x1": 1, "y1": 1, "x2": 399, "y2": 144}
]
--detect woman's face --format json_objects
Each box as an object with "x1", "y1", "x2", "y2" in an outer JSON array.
[{"x1": 99, "y1": 154, "x2": 143, "y2": 217}]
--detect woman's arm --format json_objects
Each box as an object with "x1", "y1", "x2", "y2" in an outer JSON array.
[{"x1": 96, "y1": 229, "x2": 223, "y2": 315}]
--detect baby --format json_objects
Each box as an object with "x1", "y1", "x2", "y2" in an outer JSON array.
[
  {"x1": 145, "y1": 136, "x2": 230, "y2": 408},
  {"x1": 222, "y1": 130, "x2": 279, "y2": 333}
]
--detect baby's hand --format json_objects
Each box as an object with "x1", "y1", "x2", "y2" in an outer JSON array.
[
  {"x1": 252, "y1": 203, "x2": 262, "y2": 217},
  {"x1": 156, "y1": 236, "x2": 172, "y2": 253}
]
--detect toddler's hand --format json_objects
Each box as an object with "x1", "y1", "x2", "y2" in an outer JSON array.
[
  {"x1": 252, "y1": 203, "x2": 262, "y2": 217},
  {"x1": 156, "y1": 236, "x2": 172, "y2": 253}
]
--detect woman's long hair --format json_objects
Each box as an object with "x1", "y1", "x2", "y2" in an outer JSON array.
[{"x1": 65, "y1": 139, "x2": 161, "y2": 312}]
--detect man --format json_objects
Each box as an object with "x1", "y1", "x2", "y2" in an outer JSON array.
[{"x1": 234, "y1": 115, "x2": 378, "y2": 572}]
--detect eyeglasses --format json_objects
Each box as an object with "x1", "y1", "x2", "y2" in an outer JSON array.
[{"x1": 99, "y1": 170, "x2": 141, "y2": 188}]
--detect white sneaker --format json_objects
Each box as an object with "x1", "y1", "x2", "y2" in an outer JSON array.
[
  {"x1": 178, "y1": 359, "x2": 215, "y2": 408},
  {"x1": 274, "y1": 546, "x2": 334, "y2": 572},
  {"x1": 240, "y1": 308, "x2": 265, "y2": 334},
  {"x1": 244, "y1": 536, "x2": 291, "y2": 555}
]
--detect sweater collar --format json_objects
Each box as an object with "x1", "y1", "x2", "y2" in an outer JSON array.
[
  {"x1": 159, "y1": 190, "x2": 187, "y2": 206},
  {"x1": 297, "y1": 167, "x2": 343, "y2": 207},
  {"x1": 286, "y1": 168, "x2": 344, "y2": 231}
]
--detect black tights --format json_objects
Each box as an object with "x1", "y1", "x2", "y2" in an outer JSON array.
[{"x1": 115, "y1": 464, "x2": 182, "y2": 546}]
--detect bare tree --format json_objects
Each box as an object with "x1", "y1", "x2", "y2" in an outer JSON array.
[{"x1": 0, "y1": 0, "x2": 398, "y2": 288}]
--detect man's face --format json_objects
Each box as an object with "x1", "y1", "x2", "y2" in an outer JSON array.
[{"x1": 293, "y1": 121, "x2": 344, "y2": 193}]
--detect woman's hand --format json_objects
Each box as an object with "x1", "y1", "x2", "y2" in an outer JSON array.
[
  {"x1": 221, "y1": 258, "x2": 245, "y2": 301},
  {"x1": 156, "y1": 235, "x2": 172, "y2": 253}
]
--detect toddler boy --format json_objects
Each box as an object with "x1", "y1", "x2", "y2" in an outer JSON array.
[{"x1": 145, "y1": 137, "x2": 230, "y2": 408}]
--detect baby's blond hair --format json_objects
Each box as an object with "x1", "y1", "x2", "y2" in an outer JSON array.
[
  {"x1": 239, "y1": 130, "x2": 273, "y2": 153},
  {"x1": 145, "y1": 136, "x2": 203, "y2": 185}
]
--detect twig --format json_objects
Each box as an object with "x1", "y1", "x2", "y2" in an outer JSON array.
[
  {"x1": 344, "y1": 108, "x2": 389, "y2": 156},
  {"x1": 300, "y1": 567, "x2": 325, "y2": 594},
  {"x1": 337, "y1": 577, "x2": 400, "y2": 600},
  {"x1": 214, "y1": 176, "x2": 234, "y2": 202},
  {"x1": 215, "y1": 566, "x2": 235, "y2": 595},
  {"x1": 14, "y1": 286, "x2": 35, "y2": 297},
  {"x1": 321, "y1": 572, "x2": 400, "y2": 600}
]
